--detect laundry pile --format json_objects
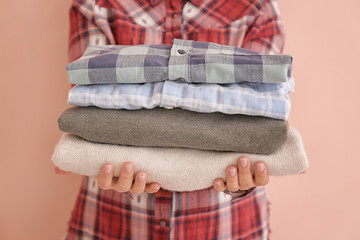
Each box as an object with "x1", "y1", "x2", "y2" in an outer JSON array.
[{"x1": 51, "y1": 39, "x2": 308, "y2": 191}]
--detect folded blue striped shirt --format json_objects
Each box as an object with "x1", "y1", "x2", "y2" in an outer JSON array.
[{"x1": 68, "y1": 78, "x2": 294, "y2": 120}]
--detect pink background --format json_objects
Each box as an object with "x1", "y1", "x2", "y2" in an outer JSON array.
[{"x1": 1, "y1": 0, "x2": 359, "y2": 239}]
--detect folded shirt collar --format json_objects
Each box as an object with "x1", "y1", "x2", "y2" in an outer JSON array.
[{"x1": 149, "y1": 0, "x2": 205, "y2": 7}]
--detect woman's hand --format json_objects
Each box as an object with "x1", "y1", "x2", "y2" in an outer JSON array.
[
  {"x1": 55, "y1": 162, "x2": 161, "y2": 194},
  {"x1": 213, "y1": 156, "x2": 269, "y2": 192}
]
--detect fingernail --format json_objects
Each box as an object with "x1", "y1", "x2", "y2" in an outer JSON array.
[
  {"x1": 153, "y1": 186, "x2": 160, "y2": 191},
  {"x1": 138, "y1": 174, "x2": 146, "y2": 182},
  {"x1": 229, "y1": 168, "x2": 236, "y2": 177},
  {"x1": 256, "y1": 163, "x2": 265, "y2": 173},
  {"x1": 124, "y1": 163, "x2": 133, "y2": 173},
  {"x1": 104, "y1": 164, "x2": 112, "y2": 174},
  {"x1": 216, "y1": 181, "x2": 222, "y2": 187},
  {"x1": 240, "y1": 157, "x2": 248, "y2": 168}
]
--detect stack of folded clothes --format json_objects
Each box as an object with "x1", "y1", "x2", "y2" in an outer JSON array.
[{"x1": 52, "y1": 39, "x2": 308, "y2": 191}]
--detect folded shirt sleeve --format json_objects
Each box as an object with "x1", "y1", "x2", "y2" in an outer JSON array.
[{"x1": 66, "y1": 39, "x2": 292, "y2": 85}]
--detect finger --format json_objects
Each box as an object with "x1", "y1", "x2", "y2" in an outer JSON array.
[
  {"x1": 130, "y1": 172, "x2": 147, "y2": 194},
  {"x1": 213, "y1": 178, "x2": 226, "y2": 192},
  {"x1": 97, "y1": 164, "x2": 114, "y2": 190},
  {"x1": 112, "y1": 162, "x2": 134, "y2": 192},
  {"x1": 237, "y1": 156, "x2": 255, "y2": 190},
  {"x1": 225, "y1": 166, "x2": 240, "y2": 192},
  {"x1": 253, "y1": 162, "x2": 269, "y2": 186},
  {"x1": 54, "y1": 166, "x2": 71, "y2": 175},
  {"x1": 145, "y1": 182, "x2": 161, "y2": 194}
]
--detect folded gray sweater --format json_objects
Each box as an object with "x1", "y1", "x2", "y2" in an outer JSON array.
[{"x1": 58, "y1": 107, "x2": 288, "y2": 154}]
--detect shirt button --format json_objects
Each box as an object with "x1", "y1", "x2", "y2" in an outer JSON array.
[
  {"x1": 159, "y1": 220, "x2": 167, "y2": 227},
  {"x1": 177, "y1": 49, "x2": 186, "y2": 54},
  {"x1": 172, "y1": 13, "x2": 178, "y2": 18}
]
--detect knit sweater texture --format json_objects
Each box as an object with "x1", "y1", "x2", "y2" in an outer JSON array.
[
  {"x1": 51, "y1": 126, "x2": 308, "y2": 191},
  {"x1": 58, "y1": 106, "x2": 288, "y2": 154}
]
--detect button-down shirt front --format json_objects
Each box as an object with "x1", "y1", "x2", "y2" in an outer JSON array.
[{"x1": 69, "y1": 0, "x2": 285, "y2": 61}]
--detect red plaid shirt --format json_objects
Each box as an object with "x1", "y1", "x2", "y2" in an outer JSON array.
[{"x1": 65, "y1": 0, "x2": 285, "y2": 239}]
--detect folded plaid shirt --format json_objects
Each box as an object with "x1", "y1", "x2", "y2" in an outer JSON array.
[
  {"x1": 66, "y1": 39, "x2": 292, "y2": 85},
  {"x1": 68, "y1": 78, "x2": 294, "y2": 120}
]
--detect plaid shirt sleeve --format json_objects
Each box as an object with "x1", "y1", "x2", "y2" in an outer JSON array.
[
  {"x1": 242, "y1": 0, "x2": 285, "y2": 54},
  {"x1": 68, "y1": 0, "x2": 115, "y2": 62}
]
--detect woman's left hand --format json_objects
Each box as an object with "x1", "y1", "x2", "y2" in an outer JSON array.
[{"x1": 213, "y1": 156, "x2": 269, "y2": 192}]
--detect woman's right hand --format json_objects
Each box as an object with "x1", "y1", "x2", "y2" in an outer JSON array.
[{"x1": 54, "y1": 162, "x2": 161, "y2": 194}]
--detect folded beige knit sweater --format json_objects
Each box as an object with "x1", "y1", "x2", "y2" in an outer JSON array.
[{"x1": 51, "y1": 126, "x2": 308, "y2": 192}]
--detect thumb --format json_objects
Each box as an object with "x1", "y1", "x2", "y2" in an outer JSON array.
[{"x1": 54, "y1": 166, "x2": 72, "y2": 175}]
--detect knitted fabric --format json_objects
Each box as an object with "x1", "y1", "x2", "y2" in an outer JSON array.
[
  {"x1": 51, "y1": 126, "x2": 308, "y2": 191},
  {"x1": 58, "y1": 107, "x2": 288, "y2": 154}
]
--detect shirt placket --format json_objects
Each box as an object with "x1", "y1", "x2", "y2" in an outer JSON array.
[
  {"x1": 151, "y1": 190, "x2": 173, "y2": 240},
  {"x1": 164, "y1": 0, "x2": 184, "y2": 43}
]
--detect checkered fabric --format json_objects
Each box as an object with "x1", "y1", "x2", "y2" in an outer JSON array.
[
  {"x1": 64, "y1": 0, "x2": 287, "y2": 239},
  {"x1": 66, "y1": 39, "x2": 292, "y2": 84},
  {"x1": 66, "y1": 177, "x2": 270, "y2": 240},
  {"x1": 68, "y1": 78, "x2": 294, "y2": 120}
]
